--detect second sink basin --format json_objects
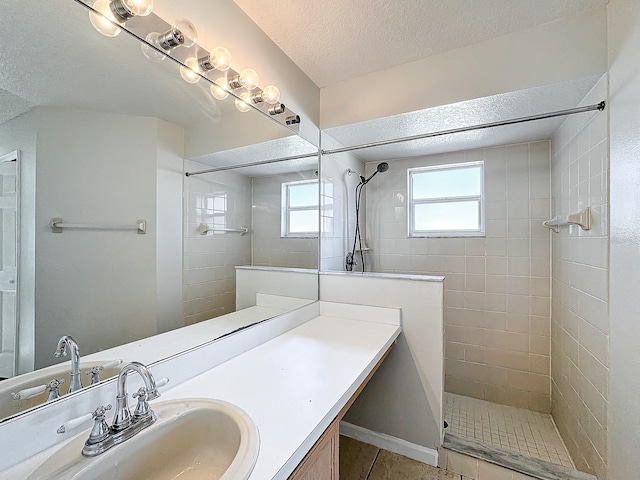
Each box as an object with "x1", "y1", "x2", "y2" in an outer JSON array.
[
  {"x1": 28, "y1": 398, "x2": 260, "y2": 480},
  {"x1": 0, "y1": 361, "x2": 123, "y2": 420}
]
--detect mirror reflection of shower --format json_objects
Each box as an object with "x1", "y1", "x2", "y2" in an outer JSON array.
[{"x1": 346, "y1": 162, "x2": 389, "y2": 272}]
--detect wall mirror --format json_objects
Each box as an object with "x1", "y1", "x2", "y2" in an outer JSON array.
[{"x1": 0, "y1": 0, "x2": 319, "y2": 421}]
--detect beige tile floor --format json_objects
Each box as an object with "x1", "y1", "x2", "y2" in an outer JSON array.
[
  {"x1": 340, "y1": 436, "x2": 541, "y2": 480},
  {"x1": 340, "y1": 436, "x2": 458, "y2": 480},
  {"x1": 444, "y1": 393, "x2": 574, "y2": 469}
]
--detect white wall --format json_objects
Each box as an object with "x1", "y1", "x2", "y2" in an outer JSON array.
[
  {"x1": 320, "y1": 272, "x2": 444, "y2": 455},
  {"x1": 0, "y1": 108, "x2": 187, "y2": 370},
  {"x1": 34, "y1": 108, "x2": 160, "y2": 368},
  {"x1": 156, "y1": 119, "x2": 184, "y2": 334},
  {"x1": 606, "y1": 1, "x2": 640, "y2": 479},
  {"x1": 320, "y1": 8, "x2": 608, "y2": 128},
  {"x1": 236, "y1": 267, "x2": 318, "y2": 309}
]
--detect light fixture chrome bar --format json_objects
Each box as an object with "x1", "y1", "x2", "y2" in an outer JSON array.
[
  {"x1": 72, "y1": 0, "x2": 302, "y2": 134},
  {"x1": 185, "y1": 151, "x2": 319, "y2": 177},
  {"x1": 322, "y1": 101, "x2": 606, "y2": 156}
]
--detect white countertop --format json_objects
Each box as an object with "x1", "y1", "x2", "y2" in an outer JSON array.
[
  {"x1": 4, "y1": 309, "x2": 401, "y2": 479},
  {"x1": 160, "y1": 314, "x2": 400, "y2": 479}
]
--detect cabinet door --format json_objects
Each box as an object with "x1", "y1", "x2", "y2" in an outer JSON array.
[{"x1": 289, "y1": 418, "x2": 339, "y2": 480}]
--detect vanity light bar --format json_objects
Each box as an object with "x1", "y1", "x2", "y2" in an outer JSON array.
[{"x1": 77, "y1": 0, "x2": 301, "y2": 130}]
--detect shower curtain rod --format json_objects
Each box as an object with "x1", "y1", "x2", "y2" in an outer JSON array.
[
  {"x1": 186, "y1": 101, "x2": 605, "y2": 176},
  {"x1": 185, "y1": 151, "x2": 319, "y2": 177},
  {"x1": 322, "y1": 101, "x2": 606, "y2": 156}
]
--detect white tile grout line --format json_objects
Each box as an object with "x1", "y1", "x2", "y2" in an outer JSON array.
[
  {"x1": 444, "y1": 393, "x2": 575, "y2": 468},
  {"x1": 548, "y1": 411, "x2": 576, "y2": 469}
]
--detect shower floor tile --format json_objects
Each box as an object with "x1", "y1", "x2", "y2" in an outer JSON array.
[{"x1": 444, "y1": 393, "x2": 575, "y2": 469}]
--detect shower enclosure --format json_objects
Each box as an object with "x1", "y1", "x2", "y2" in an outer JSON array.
[{"x1": 319, "y1": 75, "x2": 609, "y2": 480}]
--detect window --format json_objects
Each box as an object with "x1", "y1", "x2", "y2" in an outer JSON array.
[
  {"x1": 408, "y1": 162, "x2": 484, "y2": 237},
  {"x1": 201, "y1": 192, "x2": 227, "y2": 234},
  {"x1": 281, "y1": 180, "x2": 319, "y2": 237}
]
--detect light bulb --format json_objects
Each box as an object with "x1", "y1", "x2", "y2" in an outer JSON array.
[
  {"x1": 179, "y1": 57, "x2": 201, "y2": 83},
  {"x1": 261, "y1": 85, "x2": 281, "y2": 104},
  {"x1": 89, "y1": 0, "x2": 122, "y2": 37},
  {"x1": 210, "y1": 78, "x2": 229, "y2": 100},
  {"x1": 141, "y1": 32, "x2": 166, "y2": 61},
  {"x1": 142, "y1": 18, "x2": 197, "y2": 62},
  {"x1": 239, "y1": 68, "x2": 259, "y2": 91},
  {"x1": 121, "y1": 0, "x2": 153, "y2": 16},
  {"x1": 147, "y1": 18, "x2": 197, "y2": 55},
  {"x1": 235, "y1": 92, "x2": 251, "y2": 113},
  {"x1": 170, "y1": 18, "x2": 198, "y2": 48},
  {"x1": 209, "y1": 46, "x2": 232, "y2": 71}
]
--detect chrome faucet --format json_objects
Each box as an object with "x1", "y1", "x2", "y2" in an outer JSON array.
[
  {"x1": 112, "y1": 361, "x2": 160, "y2": 431},
  {"x1": 54, "y1": 335, "x2": 82, "y2": 393},
  {"x1": 81, "y1": 361, "x2": 161, "y2": 457}
]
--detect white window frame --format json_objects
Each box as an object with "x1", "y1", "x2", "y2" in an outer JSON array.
[
  {"x1": 281, "y1": 179, "x2": 319, "y2": 238},
  {"x1": 408, "y1": 161, "x2": 485, "y2": 238}
]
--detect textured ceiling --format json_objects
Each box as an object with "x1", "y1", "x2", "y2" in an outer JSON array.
[
  {"x1": 0, "y1": 88, "x2": 32, "y2": 125},
  {"x1": 233, "y1": 0, "x2": 608, "y2": 87},
  {"x1": 324, "y1": 75, "x2": 602, "y2": 161}
]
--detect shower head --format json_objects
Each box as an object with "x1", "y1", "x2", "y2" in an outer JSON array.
[{"x1": 363, "y1": 162, "x2": 390, "y2": 184}]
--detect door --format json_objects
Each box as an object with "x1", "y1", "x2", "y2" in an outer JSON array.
[{"x1": 0, "y1": 150, "x2": 18, "y2": 378}]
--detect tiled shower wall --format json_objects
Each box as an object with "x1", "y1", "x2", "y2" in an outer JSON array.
[
  {"x1": 364, "y1": 142, "x2": 552, "y2": 412},
  {"x1": 550, "y1": 75, "x2": 609, "y2": 479},
  {"x1": 319, "y1": 135, "x2": 366, "y2": 272},
  {"x1": 252, "y1": 171, "x2": 318, "y2": 269},
  {"x1": 183, "y1": 162, "x2": 252, "y2": 325}
]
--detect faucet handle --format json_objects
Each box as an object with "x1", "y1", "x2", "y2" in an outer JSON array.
[
  {"x1": 155, "y1": 377, "x2": 170, "y2": 389},
  {"x1": 11, "y1": 384, "x2": 47, "y2": 400},
  {"x1": 57, "y1": 404, "x2": 112, "y2": 435},
  {"x1": 45, "y1": 378, "x2": 66, "y2": 402},
  {"x1": 132, "y1": 387, "x2": 151, "y2": 419},
  {"x1": 131, "y1": 377, "x2": 169, "y2": 419},
  {"x1": 92, "y1": 404, "x2": 112, "y2": 418},
  {"x1": 11, "y1": 378, "x2": 65, "y2": 400},
  {"x1": 87, "y1": 405, "x2": 112, "y2": 444},
  {"x1": 84, "y1": 359, "x2": 123, "y2": 385},
  {"x1": 84, "y1": 365, "x2": 104, "y2": 385}
]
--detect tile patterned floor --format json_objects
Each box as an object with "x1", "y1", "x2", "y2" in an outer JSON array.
[
  {"x1": 443, "y1": 393, "x2": 574, "y2": 469},
  {"x1": 340, "y1": 436, "x2": 459, "y2": 480}
]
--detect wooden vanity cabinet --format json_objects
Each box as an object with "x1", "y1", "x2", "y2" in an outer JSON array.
[{"x1": 288, "y1": 418, "x2": 340, "y2": 480}]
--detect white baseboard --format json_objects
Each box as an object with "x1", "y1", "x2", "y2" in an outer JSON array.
[{"x1": 340, "y1": 421, "x2": 439, "y2": 467}]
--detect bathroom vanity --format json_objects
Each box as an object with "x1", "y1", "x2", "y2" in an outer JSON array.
[{"x1": 0, "y1": 301, "x2": 401, "y2": 479}]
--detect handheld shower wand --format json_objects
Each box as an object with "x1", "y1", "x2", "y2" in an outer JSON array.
[{"x1": 346, "y1": 162, "x2": 390, "y2": 272}]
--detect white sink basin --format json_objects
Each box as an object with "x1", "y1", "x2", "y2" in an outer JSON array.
[
  {"x1": 28, "y1": 399, "x2": 260, "y2": 480},
  {"x1": 0, "y1": 362, "x2": 123, "y2": 420}
]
